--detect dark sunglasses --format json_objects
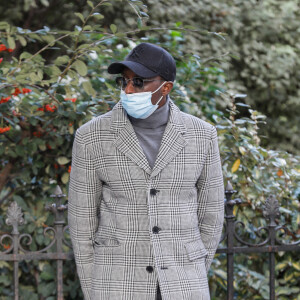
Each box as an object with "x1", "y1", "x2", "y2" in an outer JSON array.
[{"x1": 115, "y1": 76, "x2": 163, "y2": 89}]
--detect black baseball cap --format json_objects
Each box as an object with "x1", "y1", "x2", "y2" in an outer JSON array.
[{"x1": 107, "y1": 43, "x2": 176, "y2": 81}]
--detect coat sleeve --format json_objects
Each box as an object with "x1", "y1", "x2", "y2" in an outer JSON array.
[
  {"x1": 68, "y1": 128, "x2": 102, "y2": 300},
  {"x1": 196, "y1": 125, "x2": 224, "y2": 273}
]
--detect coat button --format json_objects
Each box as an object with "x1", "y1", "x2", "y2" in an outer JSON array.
[
  {"x1": 152, "y1": 226, "x2": 161, "y2": 234},
  {"x1": 150, "y1": 188, "x2": 158, "y2": 195},
  {"x1": 146, "y1": 266, "x2": 154, "y2": 273}
]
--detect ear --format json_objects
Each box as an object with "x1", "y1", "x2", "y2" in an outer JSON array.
[{"x1": 162, "y1": 82, "x2": 173, "y2": 96}]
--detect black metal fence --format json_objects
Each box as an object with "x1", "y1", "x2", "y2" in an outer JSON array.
[
  {"x1": 217, "y1": 182, "x2": 300, "y2": 300},
  {"x1": 0, "y1": 186, "x2": 73, "y2": 300},
  {"x1": 0, "y1": 183, "x2": 299, "y2": 300}
]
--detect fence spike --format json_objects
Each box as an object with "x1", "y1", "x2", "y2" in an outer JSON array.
[
  {"x1": 263, "y1": 195, "x2": 280, "y2": 227},
  {"x1": 50, "y1": 185, "x2": 66, "y2": 198},
  {"x1": 5, "y1": 202, "x2": 24, "y2": 235},
  {"x1": 225, "y1": 181, "x2": 234, "y2": 192}
]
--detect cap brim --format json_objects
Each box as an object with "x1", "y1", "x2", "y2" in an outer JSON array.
[{"x1": 107, "y1": 61, "x2": 158, "y2": 78}]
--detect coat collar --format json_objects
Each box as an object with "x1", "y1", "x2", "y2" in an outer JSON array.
[{"x1": 111, "y1": 99, "x2": 187, "y2": 177}]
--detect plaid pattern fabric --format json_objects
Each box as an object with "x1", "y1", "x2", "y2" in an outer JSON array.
[{"x1": 68, "y1": 99, "x2": 224, "y2": 300}]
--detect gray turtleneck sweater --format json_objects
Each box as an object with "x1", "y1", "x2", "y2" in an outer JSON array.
[{"x1": 128, "y1": 97, "x2": 170, "y2": 169}]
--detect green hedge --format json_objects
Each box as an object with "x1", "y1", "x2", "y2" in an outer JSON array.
[{"x1": 0, "y1": 1, "x2": 299, "y2": 299}]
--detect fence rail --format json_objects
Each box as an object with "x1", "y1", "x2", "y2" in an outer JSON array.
[
  {"x1": 217, "y1": 182, "x2": 300, "y2": 300},
  {"x1": 0, "y1": 183, "x2": 299, "y2": 300},
  {"x1": 0, "y1": 186, "x2": 73, "y2": 300}
]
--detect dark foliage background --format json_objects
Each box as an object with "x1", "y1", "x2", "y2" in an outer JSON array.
[{"x1": 0, "y1": 0, "x2": 299, "y2": 299}]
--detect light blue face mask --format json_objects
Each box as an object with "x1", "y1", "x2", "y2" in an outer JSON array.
[{"x1": 120, "y1": 81, "x2": 166, "y2": 119}]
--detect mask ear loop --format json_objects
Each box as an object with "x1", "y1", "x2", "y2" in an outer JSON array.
[
  {"x1": 151, "y1": 81, "x2": 167, "y2": 106},
  {"x1": 151, "y1": 81, "x2": 166, "y2": 95}
]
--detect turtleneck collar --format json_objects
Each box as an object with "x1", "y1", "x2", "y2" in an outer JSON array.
[{"x1": 128, "y1": 96, "x2": 170, "y2": 129}]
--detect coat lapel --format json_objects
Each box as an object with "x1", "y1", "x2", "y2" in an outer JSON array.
[
  {"x1": 151, "y1": 100, "x2": 187, "y2": 178},
  {"x1": 110, "y1": 100, "x2": 187, "y2": 178},
  {"x1": 111, "y1": 102, "x2": 152, "y2": 175}
]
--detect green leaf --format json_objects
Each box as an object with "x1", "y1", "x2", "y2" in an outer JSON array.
[
  {"x1": 38, "y1": 281, "x2": 56, "y2": 297},
  {"x1": 110, "y1": 24, "x2": 117, "y2": 34},
  {"x1": 101, "y1": 2, "x2": 112, "y2": 6},
  {"x1": 140, "y1": 12, "x2": 149, "y2": 18},
  {"x1": 0, "y1": 21, "x2": 9, "y2": 30},
  {"x1": 67, "y1": 69, "x2": 78, "y2": 81},
  {"x1": 37, "y1": 69, "x2": 43, "y2": 80},
  {"x1": 139, "y1": 26, "x2": 150, "y2": 31},
  {"x1": 233, "y1": 94, "x2": 247, "y2": 99},
  {"x1": 74, "y1": 12, "x2": 85, "y2": 23},
  {"x1": 38, "y1": 144, "x2": 47, "y2": 151},
  {"x1": 54, "y1": 55, "x2": 70, "y2": 66},
  {"x1": 16, "y1": 145, "x2": 25, "y2": 157},
  {"x1": 137, "y1": 18, "x2": 142, "y2": 28},
  {"x1": 211, "y1": 32, "x2": 226, "y2": 41},
  {"x1": 1, "y1": 67, "x2": 9, "y2": 75},
  {"x1": 83, "y1": 25, "x2": 92, "y2": 31},
  {"x1": 0, "y1": 273, "x2": 12, "y2": 285},
  {"x1": 69, "y1": 126, "x2": 74, "y2": 135},
  {"x1": 61, "y1": 172, "x2": 70, "y2": 184},
  {"x1": 104, "y1": 82, "x2": 114, "y2": 90},
  {"x1": 13, "y1": 195, "x2": 29, "y2": 210},
  {"x1": 184, "y1": 25, "x2": 196, "y2": 30},
  {"x1": 17, "y1": 35, "x2": 27, "y2": 46},
  {"x1": 57, "y1": 157, "x2": 70, "y2": 165},
  {"x1": 40, "y1": 0, "x2": 49, "y2": 6},
  {"x1": 27, "y1": 223, "x2": 36, "y2": 234},
  {"x1": 42, "y1": 35, "x2": 55, "y2": 45},
  {"x1": 115, "y1": 32, "x2": 125, "y2": 38},
  {"x1": 236, "y1": 102, "x2": 250, "y2": 108},
  {"x1": 275, "y1": 261, "x2": 289, "y2": 271},
  {"x1": 276, "y1": 286, "x2": 296, "y2": 296},
  {"x1": 87, "y1": 1, "x2": 94, "y2": 8},
  {"x1": 82, "y1": 81, "x2": 96, "y2": 97},
  {"x1": 20, "y1": 51, "x2": 32, "y2": 60},
  {"x1": 77, "y1": 43, "x2": 92, "y2": 50},
  {"x1": 45, "y1": 165, "x2": 50, "y2": 174},
  {"x1": 29, "y1": 72, "x2": 41, "y2": 82},
  {"x1": 214, "y1": 268, "x2": 227, "y2": 279},
  {"x1": 72, "y1": 60, "x2": 88, "y2": 76},
  {"x1": 49, "y1": 65, "x2": 61, "y2": 76},
  {"x1": 40, "y1": 264, "x2": 55, "y2": 281},
  {"x1": 36, "y1": 234, "x2": 44, "y2": 246},
  {"x1": 7, "y1": 36, "x2": 16, "y2": 49},
  {"x1": 292, "y1": 262, "x2": 300, "y2": 271},
  {"x1": 92, "y1": 13, "x2": 104, "y2": 20}
]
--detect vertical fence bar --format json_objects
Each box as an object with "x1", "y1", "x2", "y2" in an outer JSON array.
[
  {"x1": 225, "y1": 182, "x2": 235, "y2": 300},
  {"x1": 49, "y1": 186, "x2": 67, "y2": 300},
  {"x1": 224, "y1": 182, "x2": 241, "y2": 300},
  {"x1": 56, "y1": 223, "x2": 64, "y2": 300},
  {"x1": 263, "y1": 195, "x2": 279, "y2": 300},
  {"x1": 226, "y1": 227, "x2": 234, "y2": 300},
  {"x1": 269, "y1": 250, "x2": 275, "y2": 300},
  {"x1": 5, "y1": 202, "x2": 25, "y2": 300},
  {"x1": 13, "y1": 232, "x2": 19, "y2": 300},
  {"x1": 269, "y1": 221, "x2": 276, "y2": 300}
]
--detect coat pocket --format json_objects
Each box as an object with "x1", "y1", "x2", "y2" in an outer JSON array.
[
  {"x1": 184, "y1": 238, "x2": 208, "y2": 261},
  {"x1": 93, "y1": 238, "x2": 121, "y2": 248}
]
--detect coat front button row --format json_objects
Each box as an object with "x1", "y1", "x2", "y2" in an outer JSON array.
[
  {"x1": 150, "y1": 188, "x2": 159, "y2": 196},
  {"x1": 146, "y1": 266, "x2": 154, "y2": 273},
  {"x1": 152, "y1": 226, "x2": 161, "y2": 234}
]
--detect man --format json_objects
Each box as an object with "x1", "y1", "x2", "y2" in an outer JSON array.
[{"x1": 68, "y1": 42, "x2": 224, "y2": 300}]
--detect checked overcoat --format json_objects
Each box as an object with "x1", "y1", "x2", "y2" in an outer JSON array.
[{"x1": 68, "y1": 99, "x2": 224, "y2": 300}]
